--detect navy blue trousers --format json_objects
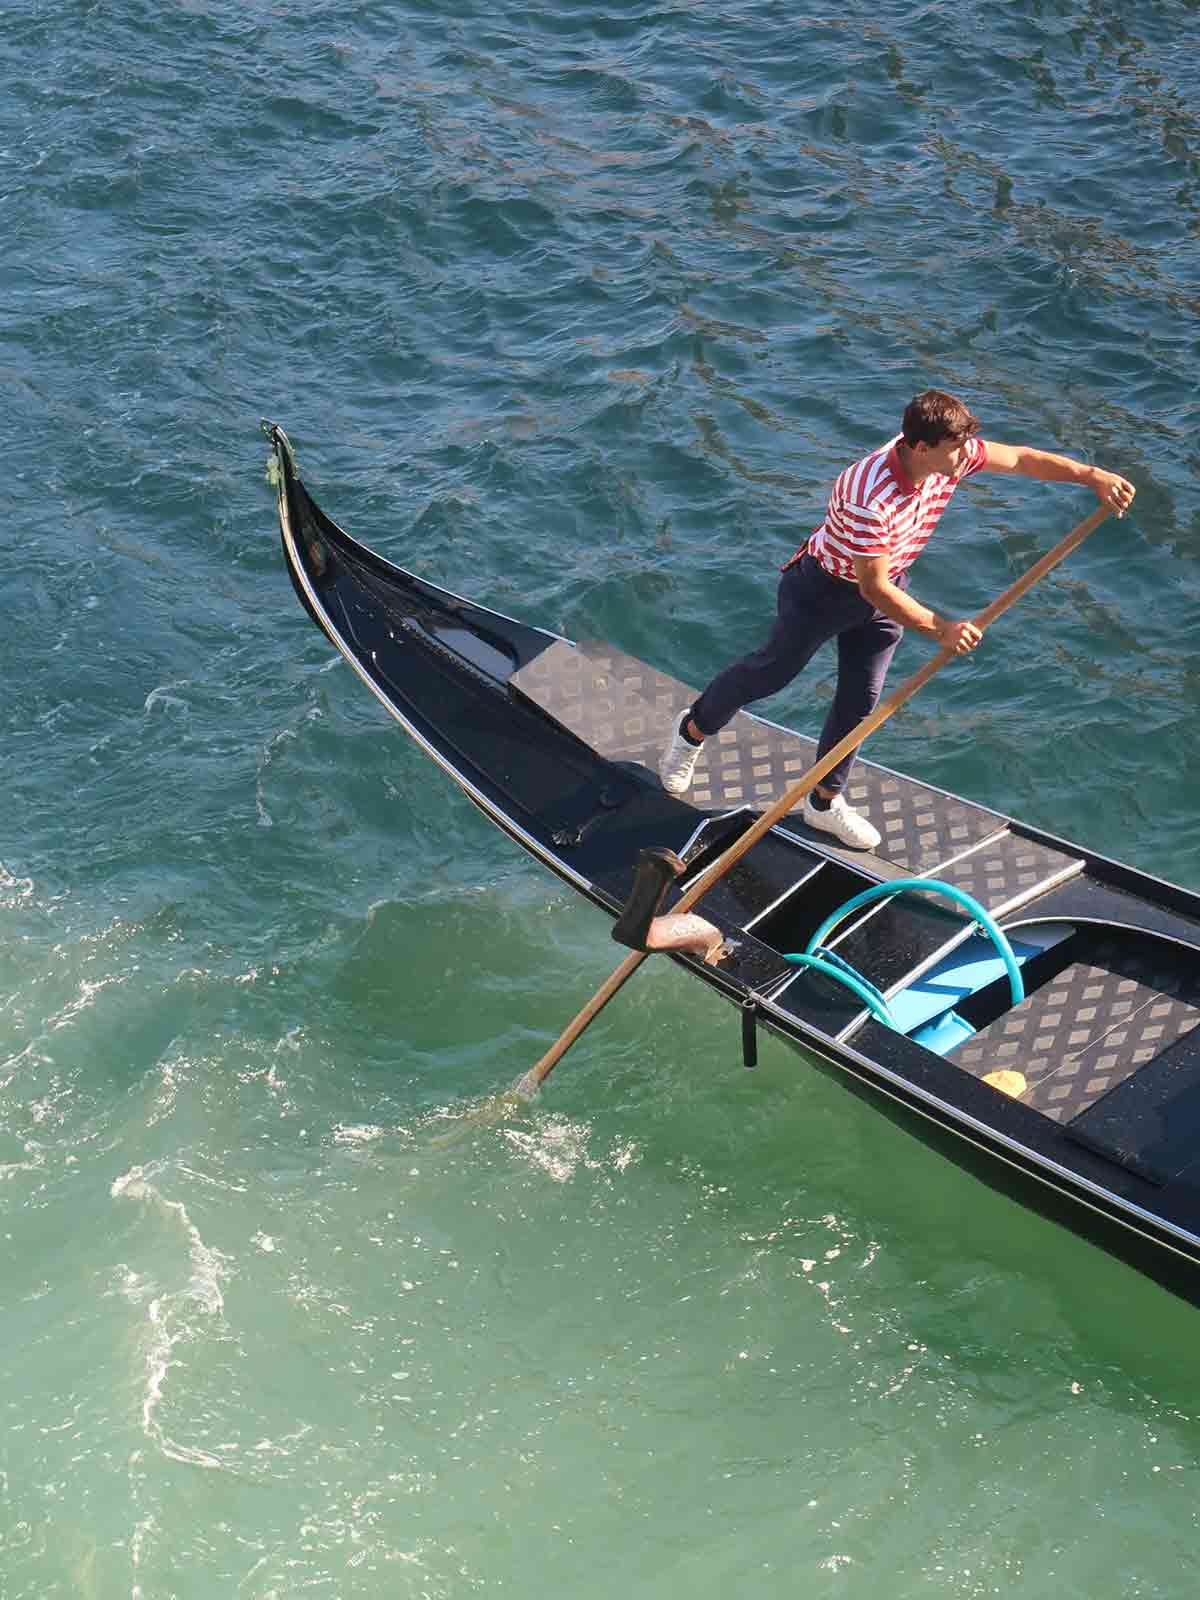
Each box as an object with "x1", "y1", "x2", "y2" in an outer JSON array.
[{"x1": 689, "y1": 554, "x2": 907, "y2": 796}]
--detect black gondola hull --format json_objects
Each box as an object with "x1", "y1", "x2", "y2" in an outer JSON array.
[{"x1": 267, "y1": 425, "x2": 1200, "y2": 1306}]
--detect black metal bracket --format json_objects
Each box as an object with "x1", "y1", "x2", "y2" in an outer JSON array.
[
  {"x1": 741, "y1": 997, "x2": 758, "y2": 1069},
  {"x1": 551, "y1": 783, "x2": 628, "y2": 849}
]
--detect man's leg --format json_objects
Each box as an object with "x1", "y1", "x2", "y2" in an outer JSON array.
[
  {"x1": 815, "y1": 606, "x2": 906, "y2": 796},
  {"x1": 793, "y1": 599, "x2": 906, "y2": 850},
  {"x1": 660, "y1": 557, "x2": 861, "y2": 795},
  {"x1": 688, "y1": 617, "x2": 822, "y2": 739}
]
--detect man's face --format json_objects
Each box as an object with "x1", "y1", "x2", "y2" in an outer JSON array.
[{"x1": 914, "y1": 432, "x2": 971, "y2": 477}]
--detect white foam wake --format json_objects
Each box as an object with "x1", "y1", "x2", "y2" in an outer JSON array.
[{"x1": 111, "y1": 1165, "x2": 233, "y2": 1472}]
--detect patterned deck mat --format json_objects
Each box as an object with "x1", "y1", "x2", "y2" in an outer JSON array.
[
  {"x1": 955, "y1": 935, "x2": 1200, "y2": 1122},
  {"x1": 513, "y1": 638, "x2": 1007, "y2": 876}
]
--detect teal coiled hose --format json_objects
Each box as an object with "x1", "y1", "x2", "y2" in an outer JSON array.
[{"x1": 784, "y1": 877, "x2": 1024, "y2": 1028}]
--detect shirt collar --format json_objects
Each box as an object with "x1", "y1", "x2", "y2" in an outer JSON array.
[{"x1": 886, "y1": 436, "x2": 916, "y2": 494}]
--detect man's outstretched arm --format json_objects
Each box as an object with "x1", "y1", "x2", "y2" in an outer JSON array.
[{"x1": 982, "y1": 441, "x2": 1135, "y2": 517}]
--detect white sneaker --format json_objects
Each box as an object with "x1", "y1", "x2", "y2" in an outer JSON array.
[
  {"x1": 659, "y1": 717, "x2": 704, "y2": 795},
  {"x1": 802, "y1": 792, "x2": 880, "y2": 851}
]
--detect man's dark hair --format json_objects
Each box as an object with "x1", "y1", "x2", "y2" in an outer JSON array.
[{"x1": 902, "y1": 390, "x2": 980, "y2": 448}]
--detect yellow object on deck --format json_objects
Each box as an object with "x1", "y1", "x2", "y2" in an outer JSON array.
[{"x1": 983, "y1": 1070, "x2": 1028, "y2": 1099}]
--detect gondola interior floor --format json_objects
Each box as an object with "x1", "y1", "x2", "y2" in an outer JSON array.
[{"x1": 512, "y1": 638, "x2": 1008, "y2": 875}]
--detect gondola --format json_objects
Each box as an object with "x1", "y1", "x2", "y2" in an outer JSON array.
[{"x1": 266, "y1": 423, "x2": 1200, "y2": 1304}]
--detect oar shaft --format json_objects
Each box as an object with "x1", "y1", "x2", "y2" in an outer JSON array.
[
  {"x1": 974, "y1": 504, "x2": 1109, "y2": 628},
  {"x1": 521, "y1": 504, "x2": 1111, "y2": 1093},
  {"x1": 517, "y1": 950, "x2": 647, "y2": 1095}
]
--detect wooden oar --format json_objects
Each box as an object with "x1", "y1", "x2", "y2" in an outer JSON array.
[{"x1": 512, "y1": 503, "x2": 1112, "y2": 1099}]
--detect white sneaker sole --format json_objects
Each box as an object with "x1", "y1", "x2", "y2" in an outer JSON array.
[
  {"x1": 660, "y1": 756, "x2": 700, "y2": 796},
  {"x1": 659, "y1": 730, "x2": 702, "y2": 795},
  {"x1": 802, "y1": 802, "x2": 880, "y2": 852}
]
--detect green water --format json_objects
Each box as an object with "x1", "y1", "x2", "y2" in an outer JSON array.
[{"x1": 4, "y1": 0, "x2": 1200, "y2": 1593}]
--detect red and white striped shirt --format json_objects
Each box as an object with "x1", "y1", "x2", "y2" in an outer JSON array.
[{"x1": 803, "y1": 435, "x2": 988, "y2": 582}]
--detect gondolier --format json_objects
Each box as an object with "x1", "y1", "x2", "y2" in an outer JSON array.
[{"x1": 658, "y1": 390, "x2": 1136, "y2": 849}]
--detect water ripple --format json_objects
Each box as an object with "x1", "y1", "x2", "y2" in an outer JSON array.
[{"x1": 3, "y1": 0, "x2": 1200, "y2": 1592}]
